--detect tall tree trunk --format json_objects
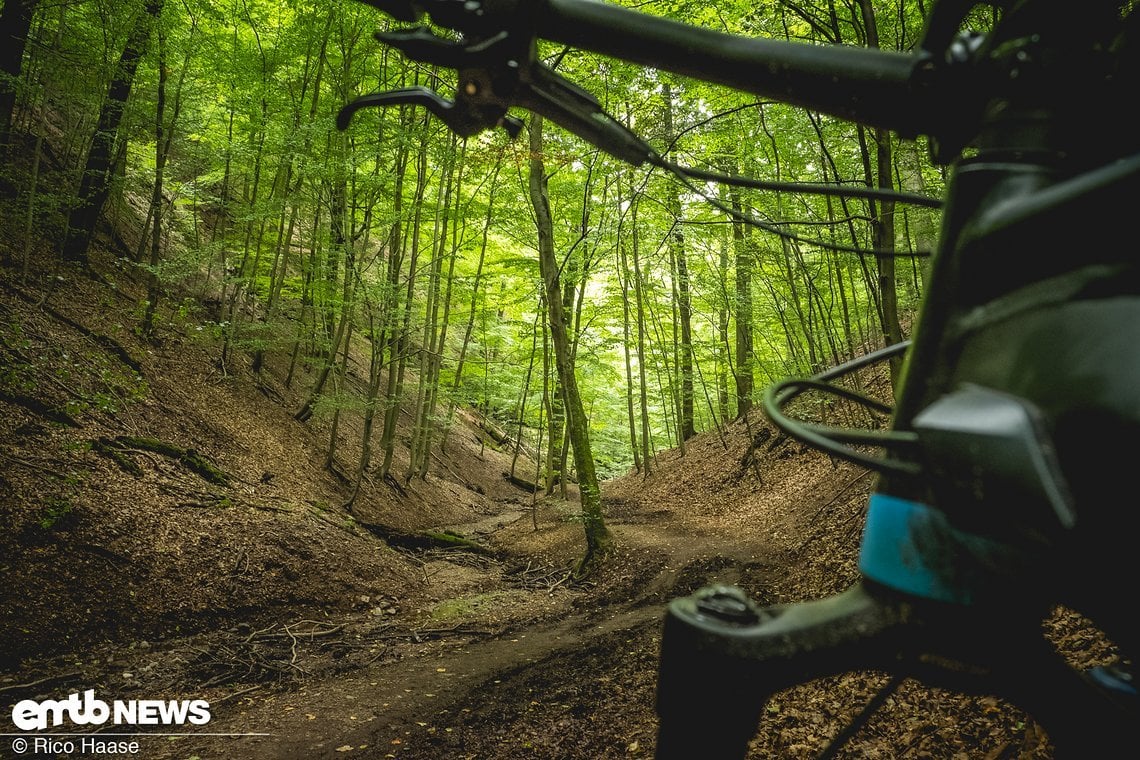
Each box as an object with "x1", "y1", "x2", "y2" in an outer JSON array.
[
  {"x1": 528, "y1": 114, "x2": 610, "y2": 573},
  {"x1": 617, "y1": 230, "x2": 641, "y2": 474},
  {"x1": 662, "y1": 83, "x2": 694, "y2": 441},
  {"x1": 417, "y1": 137, "x2": 465, "y2": 473},
  {"x1": 545, "y1": 352, "x2": 564, "y2": 492},
  {"x1": 808, "y1": 112, "x2": 860, "y2": 359},
  {"x1": 325, "y1": 320, "x2": 354, "y2": 472},
  {"x1": 716, "y1": 228, "x2": 731, "y2": 423},
  {"x1": 728, "y1": 185, "x2": 753, "y2": 417},
  {"x1": 406, "y1": 136, "x2": 459, "y2": 482},
  {"x1": 347, "y1": 125, "x2": 408, "y2": 506},
  {"x1": 295, "y1": 132, "x2": 355, "y2": 422},
  {"x1": 380, "y1": 113, "x2": 429, "y2": 478},
  {"x1": 858, "y1": 0, "x2": 905, "y2": 383},
  {"x1": 220, "y1": 117, "x2": 268, "y2": 370},
  {"x1": 345, "y1": 298, "x2": 386, "y2": 510},
  {"x1": 510, "y1": 309, "x2": 541, "y2": 479},
  {"x1": 630, "y1": 194, "x2": 652, "y2": 474},
  {"x1": 286, "y1": 202, "x2": 322, "y2": 388},
  {"x1": 444, "y1": 158, "x2": 502, "y2": 448},
  {"x1": 63, "y1": 0, "x2": 164, "y2": 264},
  {"x1": 140, "y1": 20, "x2": 168, "y2": 338}
]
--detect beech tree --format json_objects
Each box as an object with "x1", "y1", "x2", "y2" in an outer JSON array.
[
  {"x1": 63, "y1": 0, "x2": 165, "y2": 265},
  {"x1": 528, "y1": 113, "x2": 611, "y2": 572}
]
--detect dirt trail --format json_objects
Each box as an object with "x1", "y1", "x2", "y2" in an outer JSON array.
[
  {"x1": 142, "y1": 512, "x2": 778, "y2": 760},
  {"x1": 6, "y1": 430, "x2": 872, "y2": 760},
  {"x1": 168, "y1": 602, "x2": 663, "y2": 759}
]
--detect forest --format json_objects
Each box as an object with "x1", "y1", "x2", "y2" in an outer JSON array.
[
  {"x1": 3, "y1": 0, "x2": 1120, "y2": 757},
  {"x1": 0, "y1": 0, "x2": 946, "y2": 500}
]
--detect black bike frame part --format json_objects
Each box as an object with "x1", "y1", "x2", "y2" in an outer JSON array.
[
  {"x1": 350, "y1": 0, "x2": 1140, "y2": 755},
  {"x1": 656, "y1": 581, "x2": 1137, "y2": 757},
  {"x1": 381, "y1": 0, "x2": 952, "y2": 141},
  {"x1": 654, "y1": 584, "x2": 903, "y2": 760},
  {"x1": 879, "y1": 0, "x2": 1140, "y2": 592},
  {"x1": 653, "y1": 2, "x2": 1138, "y2": 757}
]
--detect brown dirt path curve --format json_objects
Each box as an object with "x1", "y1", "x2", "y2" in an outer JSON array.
[{"x1": 142, "y1": 511, "x2": 783, "y2": 760}]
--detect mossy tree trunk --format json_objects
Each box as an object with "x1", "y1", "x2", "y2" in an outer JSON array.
[{"x1": 527, "y1": 114, "x2": 611, "y2": 573}]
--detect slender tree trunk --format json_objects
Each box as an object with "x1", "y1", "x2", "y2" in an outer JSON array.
[
  {"x1": 262, "y1": 14, "x2": 328, "y2": 342},
  {"x1": 540, "y1": 293, "x2": 551, "y2": 485},
  {"x1": 757, "y1": 108, "x2": 816, "y2": 372},
  {"x1": 510, "y1": 309, "x2": 541, "y2": 479},
  {"x1": 545, "y1": 350, "x2": 564, "y2": 493},
  {"x1": 728, "y1": 186, "x2": 754, "y2": 417},
  {"x1": 286, "y1": 202, "x2": 322, "y2": 388},
  {"x1": 63, "y1": 0, "x2": 165, "y2": 264},
  {"x1": 213, "y1": 106, "x2": 235, "y2": 295},
  {"x1": 857, "y1": 0, "x2": 904, "y2": 383},
  {"x1": 140, "y1": 21, "x2": 168, "y2": 338},
  {"x1": 349, "y1": 120, "x2": 408, "y2": 500},
  {"x1": 325, "y1": 320, "x2": 354, "y2": 472},
  {"x1": 296, "y1": 132, "x2": 355, "y2": 422},
  {"x1": 617, "y1": 236, "x2": 641, "y2": 474},
  {"x1": 444, "y1": 158, "x2": 501, "y2": 449},
  {"x1": 716, "y1": 228, "x2": 731, "y2": 422},
  {"x1": 345, "y1": 298, "x2": 386, "y2": 510},
  {"x1": 806, "y1": 109, "x2": 865, "y2": 358},
  {"x1": 380, "y1": 114, "x2": 429, "y2": 478},
  {"x1": 631, "y1": 195, "x2": 652, "y2": 473},
  {"x1": 221, "y1": 111, "x2": 269, "y2": 370},
  {"x1": 416, "y1": 137, "x2": 466, "y2": 471},
  {"x1": 406, "y1": 137, "x2": 459, "y2": 481},
  {"x1": 662, "y1": 84, "x2": 695, "y2": 441},
  {"x1": 528, "y1": 114, "x2": 610, "y2": 573}
]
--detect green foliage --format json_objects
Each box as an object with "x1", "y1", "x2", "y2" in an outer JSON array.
[
  {"x1": 11, "y1": 0, "x2": 943, "y2": 479},
  {"x1": 38, "y1": 497, "x2": 75, "y2": 531},
  {"x1": 34, "y1": 466, "x2": 87, "y2": 532}
]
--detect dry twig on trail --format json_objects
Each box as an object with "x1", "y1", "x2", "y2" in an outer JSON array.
[
  {"x1": 213, "y1": 684, "x2": 263, "y2": 704},
  {"x1": 504, "y1": 560, "x2": 574, "y2": 592},
  {"x1": 250, "y1": 622, "x2": 345, "y2": 641},
  {"x1": 184, "y1": 622, "x2": 345, "y2": 688},
  {"x1": 0, "y1": 671, "x2": 83, "y2": 695}
]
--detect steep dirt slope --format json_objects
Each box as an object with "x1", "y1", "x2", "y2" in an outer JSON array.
[{"x1": 0, "y1": 230, "x2": 532, "y2": 672}]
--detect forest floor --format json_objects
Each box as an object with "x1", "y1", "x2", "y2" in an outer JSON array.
[{"x1": 0, "y1": 182, "x2": 1123, "y2": 759}]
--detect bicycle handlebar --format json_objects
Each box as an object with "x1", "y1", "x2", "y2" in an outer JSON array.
[
  {"x1": 346, "y1": 0, "x2": 979, "y2": 162},
  {"x1": 534, "y1": 0, "x2": 932, "y2": 137}
]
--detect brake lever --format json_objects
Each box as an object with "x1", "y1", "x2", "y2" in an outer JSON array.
[
  {"x1": 345, "y1": 3, "x2": 659, "y2": 166},
  {"x1": 336, "y1": 86, "x2": 524, "y2": 138}
]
